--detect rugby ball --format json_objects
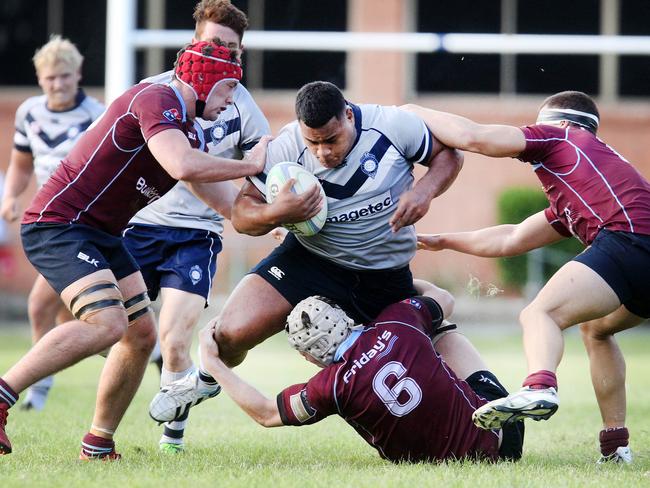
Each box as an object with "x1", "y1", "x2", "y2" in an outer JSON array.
[{"x1": 265, "y1": 162, "x2": 328, "y2": 236}]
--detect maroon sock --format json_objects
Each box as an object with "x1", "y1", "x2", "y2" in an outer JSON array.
[
  {"x1": 0, "y1": 377, "x2": 18, "y2": 408},
  {"x1": 81, "y1": 432, "x2": 115, "y2": 457},
  {"x1": 522, "y1": 370, "x2": 557, "y2": 390},
  {"x1": 599, "y1": 427, "x2": 629, "y2": 456}
]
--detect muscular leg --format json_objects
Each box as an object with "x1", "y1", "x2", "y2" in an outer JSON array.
[
  {"x1": 413, "y1": 278, "x2": 455, "y2": 318},
  {"x1": 89, "y1": 271, "x2": 157, "y2": 438},
  {"x1": 159, "y1": 288, "x2": 205, "y2": 372},
  {"x1": 28, "y1": 275, "x2": 63, "y2": 342},
  {"x1": 519, "y1": 261, "x2": 621, "y2": 375},
  {"x1": 434, "y1": 332, "x2": 488, "y2": 380},
  {"x1": 22, "y1": 276, "x2": 73, "y2": 410},
  {"x1": 2, "y1": 270, "x2": 128, "y2": 393},
  {"x1": 580, "y1": 306, "x2": 642, "y2": 429},
  {"x1": 156, "y1": 288, "x2": 205, "y2": 451},
  {"x1": 213, "y1": 274, "x2": 292, "y2": 368}
]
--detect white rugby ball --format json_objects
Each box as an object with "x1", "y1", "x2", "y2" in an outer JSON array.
[{"x1": 265, "y1": 162, "x2": 328, "y2": 236}]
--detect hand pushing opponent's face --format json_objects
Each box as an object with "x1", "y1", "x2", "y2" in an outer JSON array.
[{"x1": 299, "y1": 108, "x2": 357, "y2": 169}]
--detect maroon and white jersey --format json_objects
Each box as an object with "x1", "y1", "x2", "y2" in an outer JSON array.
[
  {"x1": 518, "y1": 125, "x2": 650, "y2": 245},
  {"x1": 23, "y1": 83, "x2": 204, "y2": 235},
  {"x1": 277, "y1": 299, "x2": 500, "y2": 463}
]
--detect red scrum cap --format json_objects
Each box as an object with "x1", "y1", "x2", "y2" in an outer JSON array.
[{"x1": 174, "y1": 41, "x2": 242, "y2": 103}]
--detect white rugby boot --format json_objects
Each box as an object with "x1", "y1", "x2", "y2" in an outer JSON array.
[
  {"x1": 149, "y1": 372, "x2": 221, "y2": 423},
  {"x1": 472, "y1": 386, "x2": 559, "y2": 430},
  {"x1": 596, "y1": 446, "x2": 633, "y2": 465}
]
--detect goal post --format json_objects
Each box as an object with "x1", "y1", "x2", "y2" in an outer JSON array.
[{"x1": 106, "y1": 0, "x2": 650, "y2": 102}]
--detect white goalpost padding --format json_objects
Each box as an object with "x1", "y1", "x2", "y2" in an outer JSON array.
[{"x1": 106, "y1": 0, "x2": 650, "y2": 102}]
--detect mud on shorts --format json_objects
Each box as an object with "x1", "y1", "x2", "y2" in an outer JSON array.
[
  {"x1": 123, "y1": 223, "x2": 221, "y2": 304},
  {"x1": 574, "y1": 229, "x2": 650, "y2": 318},
  {"x1": 21, "y1": 222, "x2": 139, "y2": 294},
  {"x1": 251, "y1": 233, "x2": 418, "y2": 323}
]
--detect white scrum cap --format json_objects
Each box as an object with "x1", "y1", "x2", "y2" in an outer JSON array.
[{"x1": 285, "y1": 296, "x2": 357, "y2": 366}]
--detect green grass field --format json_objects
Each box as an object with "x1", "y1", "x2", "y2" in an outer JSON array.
[{"x1": 1, "y1": 323, "x2": 649, "y2": 487}]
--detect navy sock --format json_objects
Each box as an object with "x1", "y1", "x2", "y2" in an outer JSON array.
[{"x1": 198, "y1": 369, "x2": 218, "y2": 386}]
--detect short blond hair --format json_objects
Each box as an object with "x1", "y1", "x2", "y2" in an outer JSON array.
[{"x1": 33, "y1": 35, "x2": 83, "y2": 75}]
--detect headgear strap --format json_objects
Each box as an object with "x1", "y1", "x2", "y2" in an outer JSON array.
[
  {"x1": 174, "y1": 41, "x2": 242, "y2": 118},
  {"x1": 536, "y1": 107, "x2": 599, "y2": 134}
]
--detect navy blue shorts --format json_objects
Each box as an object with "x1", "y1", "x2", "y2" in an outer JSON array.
[
  {"x1": 122, "y1": 224, "x2": 222, "y2": 302},
  {"x1": 21, "y1": 222, "x2": 139, "y2": 294},
  {"x1": 574, "y1": 229, "x2": 650, "y2": 318},
  {"x1": 251, "y1": 233, "x2": 417, "y2": 323}
]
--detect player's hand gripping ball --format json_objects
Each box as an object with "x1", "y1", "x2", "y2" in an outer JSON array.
[{"x1": 265, "y1": 162, "x2": 328, "y2": 236}]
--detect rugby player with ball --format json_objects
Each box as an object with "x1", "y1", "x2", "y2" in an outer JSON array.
[{"x1": 150, "y1": 81, "x2": 463, "y2": 424}]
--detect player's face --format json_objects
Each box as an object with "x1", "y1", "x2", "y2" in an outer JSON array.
[
  {"x1": 37, "y1": 62, "x2": 81, "y2": 111},
  {"x1": 202, "y1": 80, "x2": 239, "y2": 121},
  {"x1": 300, "y1": 108, "x2": 357, "y2": 169},
  {"x1": 195, "y1": 22, "x2": 242, "y2": 61}
]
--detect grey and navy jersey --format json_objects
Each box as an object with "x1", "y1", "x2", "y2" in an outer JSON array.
[
  {"x1": 129, "y1": 71, "x2": 271, "y2": 235},
  {"x1": 13, "y1": 90, "x2": 105, "y2": 187},
  {"x1": 249, "y1": 103, "x2": 434, "y2": 270}
]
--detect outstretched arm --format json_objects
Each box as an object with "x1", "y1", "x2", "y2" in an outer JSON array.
[
  {"x1": 198, "y1": 323, "x2": 283, "y2": 427},
  {"x1": 148, "y1": 130, "x2": 271, "y2": 182},
  {"x1": 401, "y1": 104, "x2": 527, "y2": 158},
  {"x1": 187, "y1": 181, "x2": 240, "y2": 219},
  {"x1": 417, "y1": 210, "x2": 566, "y2": 257}
]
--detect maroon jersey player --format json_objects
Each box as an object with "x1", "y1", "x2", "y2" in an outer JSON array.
[
  {"x1": 196, "y1": 288, "x2": 525, "y2": 463},
  {"x1": 0, "y1": 40, "x2": 268, "y2": 459},
  {"x1": 406, "y1": 91, "x2": 650, "y2": 464}
]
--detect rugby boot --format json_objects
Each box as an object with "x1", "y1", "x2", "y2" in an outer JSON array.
[
  {"x1": 597, "y1": 446, "x2": 632, "y2": 465},
  {"x1": 0, "y1": 403, "x2": 11, "y2": 454},
  {"x1": 149, "y1": 371, "x2": 221, "y2": 423},
  {"x1": 472, "y1": 386, "x2": 559, "y2": 430}
]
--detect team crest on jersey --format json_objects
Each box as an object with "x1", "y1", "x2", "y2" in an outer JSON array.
[
  {"x1": 210, "y1": 119, "x2": 228, "y2": 144},
  {"x1": 162, "y1": 108, "x2": 181, "y2": 122},
  {"x1": 359, "y1": 152, "x2": 379, "y2": 178},
  {"x1": 401, "y1": 298, "x2": 422, "y2": 310},
  {"x1": 67, "y1": 126, "x2": 80, "y2": 139},
  {"x1": 189, "y1": 265, "x2": 203, "y2": 285}
]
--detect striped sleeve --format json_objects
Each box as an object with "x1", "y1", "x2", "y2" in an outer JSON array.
[
  {"x1": 276, "y1": 368, "x2": 338, "y2": 426},
  {"x1": 13, "y1": 103, "x2": 32, "y2": 153},
  {"x1": 517, "y1": 125, "x2": 563, "y2": 164},
  {"x1": 544, "y1": 207, "x2": 572, "y2": 237},
  {"x1": 388, "y1": 108, "x2": 434, "y2": 166}
]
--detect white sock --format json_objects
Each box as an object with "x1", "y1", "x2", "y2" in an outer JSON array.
[
  {"x1": 160, "y1": 365, "x2": 195, "y2": 388},
  {"x1": 159, "y1": 365, "x2": 195, "y2": 444},
  {"x1": 24, "y1": 375, "x2": 54, "y2": 411}
]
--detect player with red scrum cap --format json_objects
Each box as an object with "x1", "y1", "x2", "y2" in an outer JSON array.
[{"x1": 0, "y1": 40, "x2": 268, "y2": 459}]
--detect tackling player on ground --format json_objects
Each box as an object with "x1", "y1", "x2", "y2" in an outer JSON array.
[
  {"x1": 192, "y1": 284, "x2": 524, "y2": 463},
  {"x1": 0, "y1": 40, "x2": 268, "y2": 458},
  {"x1": 405, "y1": 91, "x2": 650, "y2": 464},
  {"x1": 0, "y1": 36, "x2": 105, "y2": 411}
]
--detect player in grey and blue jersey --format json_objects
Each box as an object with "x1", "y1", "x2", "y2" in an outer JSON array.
[
  {"x1": 148, "y1": 81, "x2": 463, "y2": 425},
  {"x1": 0, "y1": 36, "x2": 104, "y2": 412},
  {"x1": 123, "y1": 0, "x2": 270, "y2": 454}
]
